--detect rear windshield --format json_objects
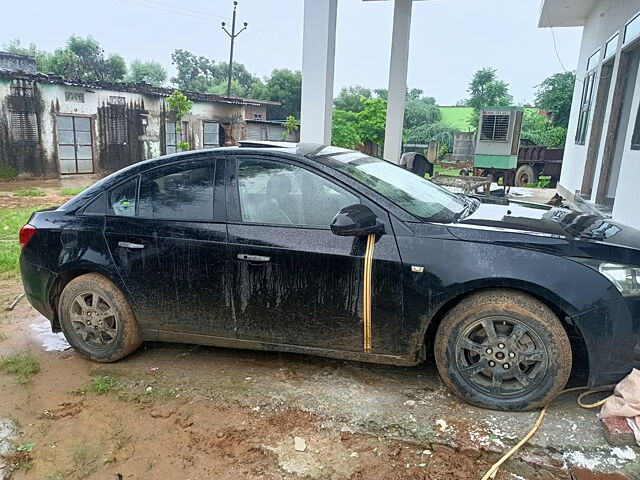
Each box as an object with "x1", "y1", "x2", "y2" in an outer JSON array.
[{"x1": 319, "y1": 152, "x2": 465, "y2": 223}]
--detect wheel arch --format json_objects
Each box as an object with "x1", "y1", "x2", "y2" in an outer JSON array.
[
  {"x1": 48, "y1": 267, "x2": 126, "y2": 331},
  {"x1": 421, "y1": 281, "x2": 590, "y2": 386}
]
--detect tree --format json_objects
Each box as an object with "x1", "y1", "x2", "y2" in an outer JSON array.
[
  {"x1": 520, "y1": 109, "x2": 567, "y2": 148},
  {"x1": 252, "y1": 69, "x2": 302, "y2": 120},
  {"x1": 356, "y1": 98, "x2": 387, "y2": 146},
  {"x1": 535, "y1": 71, "x2": 576, "y2": 128},
  {"x1": 334, "y1": 85, "x2": 372, "y2": 112},
  {"x1": 405, "y1": 122, "x2": 456, "y2": 152},
  {"x1": 43, "y1": 35, "x2": 127, "y2": 82},
  {"x1": 404, "y1": 96, "x2": 441, "y2": 130},
  {"x1": 332, "y1": 110, "x2": 361, "y2": 149},
  {"x1": 170, "y1": 49, "x2": 257, "y2": 96},
  {"x1": 126, "y1": 60, "x2": 167, "y2": 86},
  {"x1": 2, "y1": 39, "x2": 50, "y2": 72},
  {"x1": 166, "y1": 90, "x2": 193, "y2": 151},
  {"x1": 465, "y1": 67, "x2": 513, "y2": 127}
]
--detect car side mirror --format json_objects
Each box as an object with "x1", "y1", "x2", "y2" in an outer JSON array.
[{"x1": 330, "y1": 204, "x2": 384, "y2": 237}]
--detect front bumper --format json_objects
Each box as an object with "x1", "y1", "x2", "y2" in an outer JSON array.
[
  {"x1": 19, "y1": 256, "x2": 58, "y2": 328},
  {"x1": 572, "y1": 296, "x2": 640, "y2": 387}
]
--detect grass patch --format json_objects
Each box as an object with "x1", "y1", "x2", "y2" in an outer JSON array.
[
  {"x1": 0, "y1": 206, "x2": 52, "y2": 275},
  {"x1": 60, "y1": 187, "x2": 86, "y2": 196},
  {"x1": 72, "y1": 442, "x2": 98, "y2": 479},
  {"x1": 524, "y1": 176, "x2": 552, "y2": 189},
  {"x1": 13, "y1": 189, "x2": 45, "y2": 198},
  {"x1": 91, "y1": 375, "x2": 118, "y2": 394},
  {"x1": 0, "y1": 352, "x2": 40, "y2": 383},
  {"x1": 0, "y1": 331, "x2": 7, "y2": 341},
  {"x1": 110, "y1": 420, "x2": 133, "y2": 450},
  {"x1": 433, "y1": 164, "x2": 464, "y2": 176}
]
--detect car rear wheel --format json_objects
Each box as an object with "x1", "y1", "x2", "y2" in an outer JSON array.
[
  {"x1": 58, "y1": 273, "x2": 142, "y2": 362},
  {"x1": 434, "y1": 289, "x2": 571, "y2": 411}
]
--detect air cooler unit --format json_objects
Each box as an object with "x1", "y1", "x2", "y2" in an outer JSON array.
[{"x1": 474, "y1": 107, "x2": 523, "y2": 170}]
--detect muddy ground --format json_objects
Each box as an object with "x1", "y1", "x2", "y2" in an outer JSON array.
[{"x1": 0, "y1": 184, "x2": 638, "y2": 480}]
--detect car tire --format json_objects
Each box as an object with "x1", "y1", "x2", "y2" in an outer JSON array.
[
  {"x1": 515, "y1": 165, "x2": 538, "y2": 187},
  {"x1": 434, "y1": 289, "x2": 572, "y2": 411},
  {"x1": 58, "y1": 273, "x2": 142, "y2": 362}
]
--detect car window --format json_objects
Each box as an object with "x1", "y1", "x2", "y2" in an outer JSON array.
[
  {"x1": 108, "y1": 178, "x2": 137, "y2": 217},
  {"x1": 237, "y1": 158, "x2": 358, "y2": 227},
  {"x1": 138, "y1": 160, "x2": 215, "y2": 221}
]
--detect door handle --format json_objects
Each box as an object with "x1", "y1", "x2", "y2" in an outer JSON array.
[
  {"x1": 118, "y1": 241, "x2": 145, "y2": 250},
  {"x1": 237, "y1": 253, "x2": 270, "y2": 263}
]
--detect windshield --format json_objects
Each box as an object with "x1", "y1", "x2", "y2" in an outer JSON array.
[{"x1": 320, "y1": 151, "x2": 465, "y2": 222}]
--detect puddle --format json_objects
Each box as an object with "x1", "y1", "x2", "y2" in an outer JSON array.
[{"x1": 30, "y1": 317, "x2": 70, "y2": 352}]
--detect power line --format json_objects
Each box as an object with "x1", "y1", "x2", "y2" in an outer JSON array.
[{"x1": 545, "y1": 6, "x2": 567, "y2": 72}]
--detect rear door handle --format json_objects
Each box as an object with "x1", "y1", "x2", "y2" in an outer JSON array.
[
  {"x1": 237, "y1": 253, "x2": 270, "y2": 263},
  {"x1": 118, "y1": 241, "x2": 145, "y2": 250}
]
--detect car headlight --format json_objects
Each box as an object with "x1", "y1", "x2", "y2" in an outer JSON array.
[
  {"x1": 574, "y1": 259, "x2": 640, "y2": 296},
  {"x1": 598, "y1": 263, "x2": 640, "y2": 296}
]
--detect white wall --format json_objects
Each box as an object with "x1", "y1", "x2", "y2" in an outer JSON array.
[{"x1": 560, "y1": 0, "x2": 640, "y2": 197}]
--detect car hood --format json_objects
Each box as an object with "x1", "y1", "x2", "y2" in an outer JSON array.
[{"x1": 455, "y1": 200, "x2": 640, "y2": 251}]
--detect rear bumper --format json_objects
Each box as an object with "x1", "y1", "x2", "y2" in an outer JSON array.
[
  {"x1": 19, "y1": 256, "x2": 58, "y2": 328},
  {"x1": 572, "y1": 296, "x2": 640, "y2": 387}
]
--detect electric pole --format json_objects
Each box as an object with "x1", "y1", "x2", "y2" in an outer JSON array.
[{"x1": 221, "y1": 1, "x2": 248, "y2": 97}]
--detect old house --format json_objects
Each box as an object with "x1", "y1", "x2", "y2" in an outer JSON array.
[
  {"x1": 539, "y1": 0, "x2": 640, "y2": 228},
  {"x1": 0, "y1": 52, "x2": 280, "y2": 178}
]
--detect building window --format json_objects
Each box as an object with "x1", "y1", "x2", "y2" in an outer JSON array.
[
  {"x1": 575, "y1": 72, "x2": 596, "y2": 145},
  {"x1": 107, "y1": 108, "x2": 128, "y2": 145},
  {"x1": 605, "y1": 33, "x2": 619, "y2": 59},
  {"x1": 625, "y1": 12, "x2": 640, "y2": 45},
  {"x1": 65, "y1": 91, "x2": 85, "y2": 103},
  {"x1": 479, "y1": 112, "x2": 510, "y2": 142},
  {"x1": 10, "y1": 84, "x2": 34, "y2": 97},
  {"x1": 253, "y1": 114, "x2": 263, "y2": 121},
  {"x1": 108, "y1": 95, "x2": 126, "y2": 105},
  {"x1": 9, "y1": 111, "x2": 38, "y2": 142},
  {"x1": 631, "y1": 104, "x2": 640, "y2": 150},
  {"x1": 166, "y1": 121, "x2": 187, "y2": 154},
  {"x1": 203, "y1": 121, "x2": 220, "y2": 148}
]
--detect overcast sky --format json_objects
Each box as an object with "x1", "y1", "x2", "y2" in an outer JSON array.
[{"x1": 2, "y1": 0, "x2": 582, "y2": 105}]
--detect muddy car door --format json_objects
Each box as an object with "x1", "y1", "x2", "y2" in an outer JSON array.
[
  {"x1": 103, "y1": 158, "x2": 233, "y2": 337},
  {"x1": 225, "y1": 154, "x2": 404, "y2": 355}
]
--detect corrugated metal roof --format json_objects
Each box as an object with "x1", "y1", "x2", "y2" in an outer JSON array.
[{"x1": 0, "y1": 69, "x2": 280, "y2": 107}]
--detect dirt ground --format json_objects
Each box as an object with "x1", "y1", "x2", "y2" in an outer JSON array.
[{"x1": 0, "y1": 184, "x2": 638, "y2": 480}]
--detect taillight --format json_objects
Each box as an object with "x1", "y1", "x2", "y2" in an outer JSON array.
[{"x1": 19, "y1": 224, "x2": 36, "y2": 249}]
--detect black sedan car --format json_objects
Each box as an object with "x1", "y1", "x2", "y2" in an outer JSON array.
[{"x1": 19, "y1": 144, "x2": 640, "y2": 411}]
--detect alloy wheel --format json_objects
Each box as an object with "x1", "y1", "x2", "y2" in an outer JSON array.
[
  {"x1": 453, "y1": 316, "x2": 549, "y2": 398},
  {"x1": 69, "y1": 291, "x2": 120, "y2": 349}
]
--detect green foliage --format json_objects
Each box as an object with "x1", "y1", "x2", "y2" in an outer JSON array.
[
  {"x1": 60, "y1": 187, "x2": 86, "y2": 196},
  {"x1": 521, "y1": 109, "x2": 568, "y2": 148},
  {"x1": 334, "y1": 85, "x2": 372, "y2": 112},
  {"x1": 2, "y1": 39, "x2": 49, "y2": 72},
  {"x1": 166, "y1": 90, "x2": 193, "y2": 151},
  {"x1": 91, "y1": 375, "x2": 118, "y2": 394},
  {"x1": 282, "y1": 116, "x2": 300, "y2": 140},
  {"x1": 356, "y1": 98, "x2": 388, "y2": 146},
  {"x1": 17, "y1": 441, "x2": 36, "y2": 452},
  {"x1": 126, "y1": 60, "x2": 167, "y2": 86},
  {"x1": 405, "y1": 122, "x2": 456, "y2": 152},
  {"x1": 13, "y1": 189, "x2": 45, "y2": 198},
  {"x1": 535, "y1": 71, "x2": 576, "y2": 128},
  {"x1": 253, "y1": 69, "x2": 302, "y2": 120},
  {"x1": 0, "y1": 352, "x2": 40, "y2": 384},
  {"x1": 43, "y1": 35, "x2": 127, "y2": 82},
  {"x1": 331, "y1": 110, "x2": 361, "y2": 149},
  {"x1": 404, "y1": 96, "x2": 441, "y2": 130},
  {"x1": 0, "y1": 164, "x2": 17, "y2": 179},
  {"x1": 170, "y1": 49, "x2": 257, "y2": 96},
  {"x1": 465, "y1": 67, "x2": 513, "y2": 127},
  {"x1": 525, "y1": 176, "x2": 552, "y2": 189},
  {"x1": 0, "y1": 206, "x2": 50, "y2": 275}
]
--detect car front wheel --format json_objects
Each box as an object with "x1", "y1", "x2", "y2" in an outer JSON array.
[
  {"x1": 58, "y1": 273, "x2": 142, "y2": 362},
  {"x1": 434, "y1": 289, "x2": 572, "y2": 411}
]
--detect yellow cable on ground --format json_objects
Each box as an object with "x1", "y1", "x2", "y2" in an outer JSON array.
[{"x1": 480, "y1": 385, "x2": 615, "y2": 480}]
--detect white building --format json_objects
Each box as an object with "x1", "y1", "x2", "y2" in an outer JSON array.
[{"x1": 540, "y1": 0, "x2": 640, "y2": 228}]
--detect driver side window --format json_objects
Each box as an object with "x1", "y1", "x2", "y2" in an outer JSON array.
[{"x1": 237, "y1": 159, "x2": 358, "y2": 227}]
